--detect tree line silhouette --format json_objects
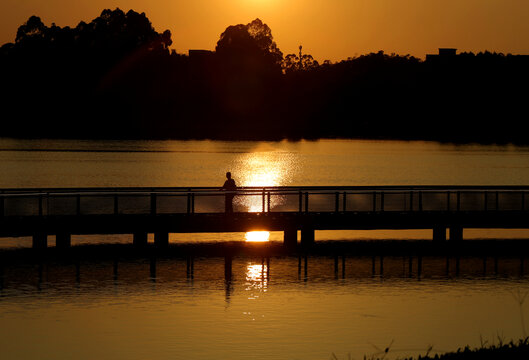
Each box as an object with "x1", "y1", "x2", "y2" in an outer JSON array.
[{"x1": 1, "y1": 8, "x2": 528, "y2": 143}]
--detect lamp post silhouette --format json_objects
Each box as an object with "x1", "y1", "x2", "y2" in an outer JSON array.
[{"x1": 299, "y1": 45, "x2": 303, "y2": 70}]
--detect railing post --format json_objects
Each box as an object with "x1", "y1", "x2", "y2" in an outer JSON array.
[
  {"x1": 191, "y1": 193, "x2": 195, "y2": 214},
  {"x1": 447, "y1": 191, "x2": 451, "y2": 211},
  {"x1": 380, "y1": 192, "x2": 384, "y2": 212},
  {"x1": 267, "y1": 191, "x2": 271, "y2": 213},
  {"x1": 335, "y1": 192, "x2": 339, "y2": 213},
  {"x1": 187, "y1": 192, "x2": 191, "y2": 214},
  {"x1": 419, "y1": 191, "x2": 423, "y2": 211},
  {"x1": 262, "y1": 190, "x2": 265, "y2": 213},
  {"x1": 496, "y1": 191, "x2": 499, "y2": 211},
  {"x1": 484, "y1": 191, "x2": 488, "y2": 211},
  {"x1": 372, "y1": 192, "x2": 377, "y2": 212},
  {"x1": 342, "y1": 192, "x2": 347, "y2": 212},
  {"x1": 410, "y1": 191, "x2": 414, "y2": 211},
  {"x1": 298, "y1": 191, "x2": 302, "y2": 213},
  {"x1": 304, "y1": 192, "x2": 309, "y2": 213},
  {"x1": 456, "y1": 191, "x2": 460, "y2": 211}
]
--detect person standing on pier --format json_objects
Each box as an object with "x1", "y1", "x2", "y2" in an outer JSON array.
[{"x1": 222, "y1": 172, "x2": 237, "y2": 213}]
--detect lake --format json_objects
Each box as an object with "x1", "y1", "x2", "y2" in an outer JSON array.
[{"x1": 1, "y1": 138, "x2": 529, "y2": 359}]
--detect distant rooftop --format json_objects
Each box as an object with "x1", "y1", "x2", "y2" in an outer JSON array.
[{"x1": 426, "y1": 48, "x2": 457, "y2": 62}]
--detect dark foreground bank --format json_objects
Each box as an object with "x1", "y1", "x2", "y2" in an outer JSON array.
[{"x1": 365, "y1": 338, "x2": 529, "y2": 360}]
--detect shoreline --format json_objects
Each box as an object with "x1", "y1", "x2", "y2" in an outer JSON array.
[
  {"x1": 2, "y1": 134, "x2": 529, "y2": 147},
  {"x1": 1, "y1": 239, "x2": 529, "y2": 264}
]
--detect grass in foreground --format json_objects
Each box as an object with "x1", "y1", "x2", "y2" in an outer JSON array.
[{"x1": 332, "y1": 338, "x2": 529, "y2": 360}]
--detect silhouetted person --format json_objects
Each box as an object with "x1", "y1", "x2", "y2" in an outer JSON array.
[{"x1": 222, "y1": 172, "x2": 237, "y2": 213}]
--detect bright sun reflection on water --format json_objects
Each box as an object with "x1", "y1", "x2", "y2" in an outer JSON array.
[
  {"x1": 245, "y1": 262, "x2": 268, "y2": 294},
  {"x1": 235, "y1": 148, "x2": 297, "y2": 241},
  {"x1": 234, "y1": 149, "x2": 296, "y2": 214},
  {"x1": 244, "y1": 231, "x2": 270, "y2": 242}
]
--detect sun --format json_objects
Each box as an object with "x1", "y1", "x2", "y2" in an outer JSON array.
[{"x1": 245, "y1": 231, "x2": 270, "y2": 242}]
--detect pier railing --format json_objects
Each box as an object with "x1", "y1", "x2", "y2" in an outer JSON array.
[{"x1": 1, "y1": 186, "x2": 528, "y2": 217}]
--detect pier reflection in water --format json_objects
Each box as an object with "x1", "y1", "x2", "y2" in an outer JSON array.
[{"x1": 1, "y1": 255, "x2": 529, "y2": 360}]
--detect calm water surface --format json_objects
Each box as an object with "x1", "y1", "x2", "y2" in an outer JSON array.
[
  {"x1": 1, "y1": 257, "x2": 528, "y2": 360},
  {"x1": 1, "y1": 138, "x2": 529, "y2": 244},
  {"x1": 1, "y1": 138, "x2": 529, "y2": 359},
  {"x1": 2, "y1": 138, "x2": 529, "y2": 188}
]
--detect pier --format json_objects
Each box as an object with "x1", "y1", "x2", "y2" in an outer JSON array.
[{"x1": 0, "y1": 186, "x2": 528, "y2": 248}]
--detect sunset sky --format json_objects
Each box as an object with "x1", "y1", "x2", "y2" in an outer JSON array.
[{"x1": 1, "y1": 0, "x2": 528, "y2": 62}]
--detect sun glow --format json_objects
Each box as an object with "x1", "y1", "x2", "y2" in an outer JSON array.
[
  {"x1": 240, "y1": 153, "x2": 284, "y2": 187},
  {"x1": 245, "y1": 262, "x2": 268, "y2": 292},
  {"x1": 245, "y1": 231, "x2": 270, "y2": 242},
  {"x1": 235, "y1": 148, "x2": 297, "y2": 240},
  {"x1": 233, "y1": 148, "x2": 297, "y2": 213},
  {"x1": 239, "y1": 0, "x2": 280, "y2": 8}
]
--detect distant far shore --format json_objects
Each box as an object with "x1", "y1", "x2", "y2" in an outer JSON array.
[
  {"x1": 2, "y1": 134, "x2": 529, "y2": 147},
  {"x1": 2, "y1": 10, "x2": 528, "y2": 145}
]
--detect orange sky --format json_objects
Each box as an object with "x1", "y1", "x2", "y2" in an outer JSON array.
[{"x1": 1, "y1": 0, "x2": 528, "y2": 61}]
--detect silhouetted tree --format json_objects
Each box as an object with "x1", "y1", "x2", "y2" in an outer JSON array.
[
  {"x1": 216, "y1": 18, "x2": 283, "y2": 74},
  {"x1": 283, "y1": 46, "x2": 319, "y2": 73},
  {"x1": 1, "y1": 10, "x2": 529, "y2": 143},
  {"x1": 0, "y1": 8, "x2": 178, "y2": 138},
  {"x1": 211, "y1": 18, "x2": 284, "y2": 138}
]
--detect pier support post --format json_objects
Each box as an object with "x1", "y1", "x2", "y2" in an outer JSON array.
[
  {"x1": 283, "y1": 229, "x2": 297, "y2": 248},
  {"x1": 133, "y1": 232, "x2": 148, "y2": 247},
  {"x1": 56, "y1": 233, "x2": 71, "y2": 248},
  {"x1": 449, "y1": 226, "x2": 463, "y2": 241},
  {"x1": 433, "y1": 226, "x2": 446, "y2": 242},
  {"x1": 154, "y1": 232, "x2": 169, "y2": 248},
  {"x1": 32, "y1": 233, "x2": 47, "y2": 249},
  {"x1": 300, "y1": 228, "x2": 315, "y2": 246}
]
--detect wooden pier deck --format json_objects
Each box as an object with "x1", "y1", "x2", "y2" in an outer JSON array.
[{"x1": 1, "y1": 186, "x2": 528, "y2": 248}]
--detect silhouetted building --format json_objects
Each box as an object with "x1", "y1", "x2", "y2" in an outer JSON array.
[{"x1": 426, "y1": 48, "x2": 457, "y2": 63}]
